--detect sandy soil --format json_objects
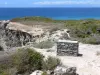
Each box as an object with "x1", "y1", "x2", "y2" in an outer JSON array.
[
  {"x1": 1, "y1": 22, "x2": 100, "y2": 75},
  {"x1": 7, "y1": 22, "x2": 44, "y2": 36},
  {"x1": 33, "y1": 43, "x2": 100, "y2": 75}
]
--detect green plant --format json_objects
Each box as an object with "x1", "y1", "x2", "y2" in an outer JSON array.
[
  {"x1": 65, "y1": 19, "x2": 100, "y2": 44},
  {"x1": 12, "y1": 48, "x2": 44, "y2": 74},
  {"x1": 42, "y1": 71, "x2": 48, "y2": 75},
  {"x1": 11, "y1": 16, "x2": 53, "y2": 22},
  {"x1": 0, "y1": 68, "x2": 17, "y2": 75},
  {"x1": 0, "y1": 71, "x2": 9, "y2": 75},
  {"x1": 81, "y1": 34, "x2": 100, "y2": 44},
  {"x1": 34, "y1": 40, "x2": 54, "y2": 49},
  {"x1": 42, "y1": 56, "x2": 61, "y2": 70}
]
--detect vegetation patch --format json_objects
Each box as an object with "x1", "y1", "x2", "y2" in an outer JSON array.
[
  {"x1": 12, "y1": 48, "x2": 44, "y2": 74},
  {"x1": 0, "y1": 48, "x2": 44, "y2": 75},
  {"x1": 34, "y1": 40, "x2": 54, "y2": 49},
  {"x1": 11, "y1": 16, "x2": 66, "y2": 23},
  {"x1": 11, "y1": 17, "x2": 100, "y2": 44},
  {"x1": 42, "y1": 56, "x2": 61, "y2": 70},
  {"x1": 0, "y1": 48, "x2": 61, "y2": 75},
  {"x1": 65, "y1": 19, "x2": 100, "y2": 44}
]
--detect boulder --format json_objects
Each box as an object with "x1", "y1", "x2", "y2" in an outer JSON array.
[
  {"x1": 30, "y1": 70, "x2": 43, "y2": 75},
  {"x1": 54, "y1": 66, "x2": 78, "y2": 75}
]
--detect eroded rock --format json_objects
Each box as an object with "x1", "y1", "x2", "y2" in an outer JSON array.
[
  {"x1": 54, "y1": 66, "x2": 78, "y2": 75},
  {"x1": 0, "y1": 21, "x2": 34, "y2": 50}
]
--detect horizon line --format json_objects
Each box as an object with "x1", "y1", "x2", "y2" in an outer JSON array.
[{"x1": 1, "y1": 7, "x2": 100, "y2": 8}]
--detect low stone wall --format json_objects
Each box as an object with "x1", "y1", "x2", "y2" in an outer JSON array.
[{"x1": 57, "y1": 40, "x2": 79, "y2": 56}]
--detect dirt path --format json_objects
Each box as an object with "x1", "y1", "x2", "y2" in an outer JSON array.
[{"x1": 33, "y1": 43, "x2": 100, "y2": 75}]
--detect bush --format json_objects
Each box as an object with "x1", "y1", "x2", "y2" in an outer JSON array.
[
  {"x1": 42, "y1": 56, "x2": 61, "y2": 70},
  {"x1": 81, "y1": 34, "x2": 100, "y2": 44},
  {"x1": 65, "y1": 19, "x2": 100, "y2": 44},
  {"x1": 12, "y1": 48, "x2": 44, "y2": 74},
  {"x1": 0, "y1": 70, "x2": 9, "y2": 75},
  {"x1": 0, "y1": 48, "x2": 61, "y2": 75},
  {"x1": 11, "y1": 16, "x2": 53, "y2": 22},
  {"x1": 0, "y1": 68, "x2": 17, "y2": 75},
  {"x1": 34, "y1": 40, "x2": 54, "y2": 49},
  {"x1": 42, "y1": 71, "x2": 48, "y2": 75}
]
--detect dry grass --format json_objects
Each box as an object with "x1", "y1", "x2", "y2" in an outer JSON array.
[{"x1": 13, "y1": 21, "x2": 66, "y2": 31}]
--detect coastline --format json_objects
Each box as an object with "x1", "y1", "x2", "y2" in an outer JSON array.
[{"x1": 1, "y1": 17, "x2": 100, "y2": 21}]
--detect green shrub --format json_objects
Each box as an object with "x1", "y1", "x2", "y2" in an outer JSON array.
[
  {"x1": 42, "y1": 56, "x2": 61, "y2": 70},
  {"x1": 11, "y1": 16, "x2": 53, "y2": 22},
  {"x1": 0, "y1": 48, "x2": 61, "y2": 75},
  {"x1": 82, "y1": 37, "x2": 97, "y2": 44},
  {"x1": 34, "y1": 40, "x2": 54, "y2": 49},
  {"x1": 42, "y1": 71, "x2": 48, "y2": 75},
  {"x1": 0, "y1": 68, "x2": 17, "y2": 75},
  {"x1": 81, "y1": 34, "x2": 100, "y2": 44},
  {"x1": 0, "y1": 71, "x2": 9, "y2": 75},
  {"x1": 65, "y1": 19, "x2": 100, "y2": 44},
  {"x1": 12, "y1": 48, "x2": 44, "y2": 74}
]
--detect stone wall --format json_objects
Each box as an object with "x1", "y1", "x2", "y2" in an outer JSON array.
[{"x1": 57, "y1": 40, "x2": 79, "y2": 56}]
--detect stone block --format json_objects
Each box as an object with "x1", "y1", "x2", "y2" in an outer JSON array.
[{"x1": 57, "y1": 40, "x2": 79, "y2": 56}]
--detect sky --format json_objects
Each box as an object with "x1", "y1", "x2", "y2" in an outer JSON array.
[{"x1": 0, "y1": 0, "x2": 100, "y2": 7}]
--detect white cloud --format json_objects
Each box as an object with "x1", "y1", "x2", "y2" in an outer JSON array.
[{"x1": 33, "y1": 0, "x2": 100, "y2": 5}]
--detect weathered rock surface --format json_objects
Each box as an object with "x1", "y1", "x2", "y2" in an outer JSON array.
[
  {"x1": 0, "y1": 21, "x2": 71, "y2": 50},
  {"x1": 54, "y1": 66, "x2": 77, "y2": 75},
  {"x1": 30, "y1": 70, "x2": 43, "y2": 75},
  {"x1": 0, "y1": 21, "x2": 34, "y2": 50},
  {"x1": 57, "y1": 40, "x2": 79, "y2": 56},
  {"x1": 30, "y1": 66, "x2": 77, "y2": 75}
]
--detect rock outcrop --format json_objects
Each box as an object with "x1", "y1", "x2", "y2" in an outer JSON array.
[
  {"x1": 30, "y1": 70, "x2": 43, "y2": 75},
  {"x1": 0, "y1": 21, "x2": 34, "y2": 50},
  {"x1": 0, "y1": 21, "x2": 71, "y2": 50},
  {"x1": 54, "y1": 66, "x2": 78, "y2": 75},
  {"x1": 30, "y1": 66, "x2": 77, "y2": 75}
]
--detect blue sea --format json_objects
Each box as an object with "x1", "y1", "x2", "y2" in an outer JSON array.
[{"x1": 0, "y1": 8, "x2": 100, "y2": 20}]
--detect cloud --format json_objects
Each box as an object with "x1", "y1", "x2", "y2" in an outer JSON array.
[{"x1": 33, "y1": 0, "x2": 100, "y2": 5}]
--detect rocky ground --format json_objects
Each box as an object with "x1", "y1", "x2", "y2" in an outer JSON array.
[
  {"x1": 0, "y1": 21, "x2": 100, "y2": 75},
  {"x1": 32, "y1": 43, "x2": 100, "y2": 75}
]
